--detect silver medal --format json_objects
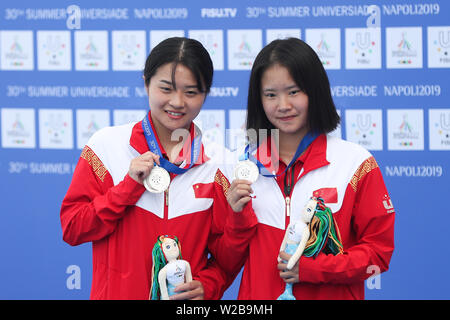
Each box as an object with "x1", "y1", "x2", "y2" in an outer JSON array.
[
  {"x1": 144, "y1": 166, "x2": 170, "y2": 193},
  {"x1": 233, "y1": 160, "x2": 259, "y2": 183}
]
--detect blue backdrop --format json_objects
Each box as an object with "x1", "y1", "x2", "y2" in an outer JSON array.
[{"x1": 1, "y1": 0, "x2": 449, "y2": 299}]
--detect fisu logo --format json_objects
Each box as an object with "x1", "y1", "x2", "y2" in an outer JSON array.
[
  {"x1": 438, "y1": 30, "x2": 450, "y2": 49},
  {"x1": 356, "y1": 32, "x2": 371, "y2": 50}
]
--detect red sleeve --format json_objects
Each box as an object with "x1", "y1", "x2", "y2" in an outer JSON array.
[
  {"x1": 298, "y1": 159, "x2": 395, "y2": 284},
  {"x1": 60, "y1": 145, "x2": 145, "y2": 246},
  {"x1": 208, "y1": 169, "x2": 258, "y2": 275},
  {"x1": 193, "y1": 258, "x2": 231, "y2": 300}
]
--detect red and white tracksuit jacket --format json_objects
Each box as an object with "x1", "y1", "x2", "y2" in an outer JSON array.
[
  {"x1": 60, "y1": 114, "x2": 256, "y2": 300},
  {"x1": 215, "y1": 134, "x2": 395, "y2": 300}
]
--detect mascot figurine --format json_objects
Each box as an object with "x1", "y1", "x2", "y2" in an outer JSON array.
[
  {"x1": 277, "y1": 196, "x2": 344, "y2": 300},
  {"x1": 150, "y1": 235, "x2": 192, "y2": 300}
]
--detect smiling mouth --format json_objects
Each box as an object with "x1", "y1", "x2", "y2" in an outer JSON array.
[
  {"x1": 278, "y1": 115, "x2": 297, "y2": 121},
  {"x1": 165, "y1": 110, "x2": 185, "y2": 118}
]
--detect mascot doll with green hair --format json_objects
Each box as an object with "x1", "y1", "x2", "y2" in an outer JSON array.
[
  {"x1": 150, "y1": 235, "x2": 192, "y2": 300},
  {"x1": 277, "y1": 196, "x2": 344, "y2": 300}
]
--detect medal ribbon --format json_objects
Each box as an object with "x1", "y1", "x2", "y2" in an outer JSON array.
[
  {"x1": 243, "y1": 131, "x2": 318, "y2": 177},
  {"x1": 142, "y1": 112, "x2": 202, "y2": 175}
]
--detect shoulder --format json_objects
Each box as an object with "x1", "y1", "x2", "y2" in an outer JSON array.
[
  {"x1": 86, "y1": 122, "x2": 136, "y2": 151},
  {"x1": 325, "y1": 135, "x2": 372, "y2": 165}
]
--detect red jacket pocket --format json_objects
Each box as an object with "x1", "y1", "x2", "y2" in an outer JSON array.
[
  {"x1": 193, "y1": 182, "x2": 214, "y2": 199},
  {"x1": 312, "y1": 187, "x2": 338, "y2": 203}
]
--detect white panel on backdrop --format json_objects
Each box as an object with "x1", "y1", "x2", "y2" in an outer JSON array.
[
  {"x1": 387, "y1": 109, "x2": 424, "y2": 150},
  {"x1": 0, "y1": 31, "x2": 34, "y2": 70},
  {"x1": 345, "y1": 109, "x2": 383, "y2": 150},
  {"x1": 1, "y1": 108, "x2": 36, "y2": 148},
  {"x1": 345, "y1": 28, "x2": 381, "y2": 69},
  {"x1": 76, "y1": 109, "x2": 110, "y2": 149},
  {"x1": 429, "y1": 109, "x2": 450, "y2": 150},
  {"x1": 74, "y1": 31, "x2": 109, "y2": 71},
  {"x1": 329, "y1": 109, "x2": 342, "y2": 139},
  {"x1": 39, "y1": 109, "x2": 73, "y2": 149},
  {"x1": 228, "y1": 109, "x2": 247, "y2": 151},
  {"x1": 427, "y1": 26, "x2": 450, "y2": 68},
  {"x1": 386, "y1": 27, "x2": 423, "y2": 69},
  {"x1": 227, "y1": 29, "x2": 262, "y2": 70},
  {"x1": 194, "y1": 109, "x2": 225, "y2": 146},
  {"x1": 188, "y1": 30, "x2": 224, "y2": 70},
  {"x1": 112, "y1": 31, "x2": 146, "y2": 71},
  {"x1": 149, "y1": 30, "x2": 185, "y2": 50},
  {"x1": 37, "y1": 31, "x2": 71, "y2": 71},
  {"x1": 305, "y1": 28, "x2": 341, "y2": 69},
  {"x1": 266, "y1": 29, "x2": 301, "y2": 45},
  {"x1": 113, "y1": 109, "x2": 147, "y2": 126}
]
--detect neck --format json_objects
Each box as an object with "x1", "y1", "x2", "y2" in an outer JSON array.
[
  {"x1": 277, "y1": 131, "x2": 307, "y2": 165},
  {"x1": 150, "y1": 115, "x2": 191, "y2": 163}
]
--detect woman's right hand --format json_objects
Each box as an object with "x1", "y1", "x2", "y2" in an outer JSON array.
[
  {"x1": 226, "y1": 179, "x2": 253, "y2": 213},
  {"x1": 128, "y1": 151, "x2": 160, "y2": 184}
]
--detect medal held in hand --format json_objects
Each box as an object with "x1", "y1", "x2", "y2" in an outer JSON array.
[
  {"x1": 233, "y1": 160, "x2": 259, "y2": 183},
  {"x1": 141, "y1": 112, "x2": 202, "y2": 193},
  {"x1": 144, "y1": 166, "x2": 171, "y2": 193}
]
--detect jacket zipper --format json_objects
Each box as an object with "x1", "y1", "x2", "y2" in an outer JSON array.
[{"x1": 284, "y1": 163, "x2": 296, "y2": 217}]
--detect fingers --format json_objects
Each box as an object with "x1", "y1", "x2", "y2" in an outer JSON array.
[
  {"x1": 170, "y1": 281, "x2": 204, "y2": 300},
  {"x1": 278, "y1": 251, "x2": 292, "y2": 262},
  {"x1": 140, "y1": 151, "x2": 161, "y2": 165},
  {"x1": 278, "y1": 253, "x2": 299, "y2": 284},
  {"x1": 227, "y1": 180, "x2": 255, "y2": 212},
  {"x1": 128, "y1": 151, "x2": 161, "y2": 184}
]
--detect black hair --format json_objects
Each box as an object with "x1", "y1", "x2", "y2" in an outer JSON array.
[
  {"x1": 246, "y1": 38, "x2": 340, "y2": 142},
  {"x1": 143, "y1": 37, "x2": 213, "y2": 94}
]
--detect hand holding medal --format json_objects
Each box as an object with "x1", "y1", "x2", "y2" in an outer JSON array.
[
  {"x1": 128, "y1": 151, "x2": 161, "y2": 186},
  {"x1": 228, "y1": 158, "x2": 259, "y2": 213}
]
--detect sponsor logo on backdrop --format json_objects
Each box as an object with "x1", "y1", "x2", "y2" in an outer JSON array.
[
  {"x1": 345, "y1": 109, "x2": 382, "y2": 150},
  {"x1": 429, "y1": 109, "x2": 450, "y2": 150},
  {"x1": 149, "y1": 30, "x2": 185, "y2": 50},
  {"x1": 1, "y1": 108, "x2": 36, "y2": 148},
  {"x1": 266, "y1": 29, "x2": 301, "y2": 44},
  {"x1": 387, "y1": 109, "x2": 424, "y2": 150},
  {"x1": 201, "y1": 8, "x2": 237, "y2": 18},
  {"x1": 39, "y1": 109, "x2": 73, "y2": 149},
  {"x1": 76, "y1": 109, "x2": 110, "y2": 149},
  {"x1": 0, "y1": 30, "x2": 34, "y2": 70},
  {"x1": 386, "y1": 27, "x2": 423, "y2": 68},
  {"x1": 305, "y1": 28, "x2": 340, "y2": 69},
  {"x1": 345, "y1": 28, "x2": 381, "y2": 69},
  {"x1": 227, "y1": 29, "x2": 262, "y2": 70},
  {"x1": 112, "y1": 31, "x2": 146, "y2": 71},
  {"x1": 189, "y1": 30, "x2": 224, "y2": 70},
  {"x1": 428, "y1": 26, "x2": 450, "y2": 68},
  {"x1": 75, "y1": 31, "x2": 109, "y2": 71},
  {"x1": 37, "y1": 31, "x2": 71, "y2": 71},
  {"x1": 113, "y1": 109, "x2": 147, "y2": 126}
]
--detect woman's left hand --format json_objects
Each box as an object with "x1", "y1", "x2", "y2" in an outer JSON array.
[
  {"x1": 170, "y1": 280, "x2": 204, "y2": 300},
  {"x1": 277, "y1": 251, "x2": 300, "y2": 284}
]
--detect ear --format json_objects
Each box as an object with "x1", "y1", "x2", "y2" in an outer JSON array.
[{"x1": 143, "y1": 76, "x2": 149, "y2": 94}]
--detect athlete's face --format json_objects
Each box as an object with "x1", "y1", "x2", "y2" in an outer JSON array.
[
  {"x1": 146, "y1": 63, "x2": 206, "y2": 138},
  {"x1": 261, "y1": 63, "x2": 309, "y2": 138}
]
